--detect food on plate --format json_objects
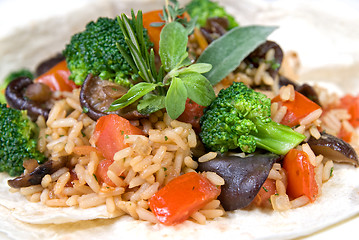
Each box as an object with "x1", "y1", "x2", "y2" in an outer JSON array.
[{"x1": 0, "y1": 0, "x2": 359, "y2": 237}]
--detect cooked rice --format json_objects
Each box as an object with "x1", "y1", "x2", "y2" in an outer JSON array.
[
  {"x1": 10, "y1": 39, "x2": 359, "y2": 225},
  {"x1": 16, "y1": 89, "x2": 225, "y2": 224}
]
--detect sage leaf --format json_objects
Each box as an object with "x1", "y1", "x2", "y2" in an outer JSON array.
[
  {"x1": 180, "y1": 72, "x2": 215, "y2": 106},
  {"x1": 138, "y1": 94, "x2": 166, "y2": 115},
  {"x1": 165, "y1": 77, "x2": 187, "y2": 119},
  {"x1": 179, "y1": 63, "x2": 212, "y2": 74},
  {"x1": 159, "y1": 22, "x2": 188, "y2": 72},
  {"x1": 197, "y1": 25, "x2": 277, "y2": 85},
  {"x1": 109, "y1": 82, "x2": 158, "y2": 111}
]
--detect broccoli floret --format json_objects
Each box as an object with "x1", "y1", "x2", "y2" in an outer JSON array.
[
  {"x1": 186, "y1": 0, "x2": 238, "y2": 29},
  {"x1": 0, "y1": 104, "x2": 46, "y2": 176},
  {"x1": 200, "y1": 82, "x2": 305, "y2": 155},
  {"x1": 63, "y1": 17, "x2": 152, "y2": 86},
  {"x1": 0, "y1": 69, "x2": 34, "y2": 103}
]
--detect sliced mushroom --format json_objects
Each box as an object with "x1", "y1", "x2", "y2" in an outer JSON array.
[
  {"x1": 307, "y1": 132, "x2": 359, "y2": 166},
  {"x1": 197, "y1": 153, "x2": 280, "y2": 211},
  {"x1": 246, "y1": 40, "x2": 283, "y2": 80},
  {"x1": 200, "y1": 17, "x2": 229, "y2": 43},
  {"x1": 24, "y1": 82, "x2": 52, "y2": 102},
  {"x1": 5, "y1": 77, "x2": 51, "y2": 120},
  {"x1": 8, "y1": 158, "x2": 67, "y2": 188},
  {"x1": 35, "y1": 53, "x2": 65, "y2": 76},
  {"x1": 80, "y1": 74, "x2": 148, "y2": 121}
]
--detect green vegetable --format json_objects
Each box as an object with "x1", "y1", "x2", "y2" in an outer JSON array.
[
  {"x1": 63, "y1": 17, "x2": 152, "y2": 86},
  {"x1": 200, "y1": 82, "x2": 306, "y2": 154},
  {"x1": 0, "y1": 104, "x2": 46, "y2": 176},
  {"x1": 197, "y1": 25, "x2": 277, "y2": 85},
  {"x1": 186, "y1": 0, "x2": 238, "y2": 29},
  {"x1": 110, "y1": 10, "x2": 215, "y2": 120},
  {"x1": 153, "y1": 0, "x2": 196, "y2": 35},
  {"x1": 0, "y1": 69, "x2": 34, "y2": 103}
]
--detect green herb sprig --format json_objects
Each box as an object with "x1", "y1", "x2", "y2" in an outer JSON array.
[
  {"x1": 150, "y1": 0, "x2": 196, "y2": 35},
  {"x1": 109, "y1": 10, "x2": 215, "y2": 120}
]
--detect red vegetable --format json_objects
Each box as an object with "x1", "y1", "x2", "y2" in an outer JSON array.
[
  {"x1": 93, "y1": 114, "x2": 143, "y2": 160},
  {"x1": 142, "y1": 10, "x2": 190, "y2": 53},
  {"x1": 340, "y1": 94, "x2": 359, "y2": 128},
  {"x1": 337, "y1": 125, "x2": 353, "y2": 143},
  {"x1": 149, "y1": 172, "x2": 221, "y2": 225},
  {"x1": 177, "y1": 98, "x2": 206, "y2": 133},
  {"x1": 272, "y1": 91, "x2": 321, "y2": 127},
  {"x1": 96, "y1": 159, "x2": 116, "y2": 187},
  {"x1": 34, "y1": 60, "x2": 78, "y2": 92},
  {"x1": 282, "y1": 149, "x2": 318, "y2": 202},
  {"x1": 253, "y1": 178, "x2": 276, "y2": 208},
  {"x1": 142, "y1": 10, "x2": 165, "y2": 53}
]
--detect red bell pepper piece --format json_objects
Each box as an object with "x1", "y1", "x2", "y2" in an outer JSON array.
[
  {"x1": 149, "y1": 172, "x2": 221, "y2": 225},
  {"x1": 282, "y1": 149, "x2": 318, "y2": 202},
  {"x1": 177, "y1": 98, "x2": 206, "y2": 133},
  {"x1": 340, "y1": 94, "x2": 359, "y2": 128},
  {"x1": 34, "y1": 60, "x2": 78, "y2": 92},
  {"x1": 272, "y1": 91, "x2": 321, "y2": 127},
  {"x1": 93, "y1": 114, "x2": 143, "y2": 160}
]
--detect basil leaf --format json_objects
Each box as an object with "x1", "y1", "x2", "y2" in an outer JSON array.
[
  {"x1": 197, "y1": 25, "x2": 277, "y2": 85},
  {"x1": 138, "y1": 94, "x2": 166, "y2": 115},
  {"x1": 180, "y1": 72, "x2": 215, "y2": 107},
  {"x1": 159, "y1": 22, "x2": 188, "y2": 72},
  {"x1": 108, "y1": 82, "x2": 158, "y2": 111},
  {"x1": 165, "y1": 77, "x2": 187, "y2": 119}
]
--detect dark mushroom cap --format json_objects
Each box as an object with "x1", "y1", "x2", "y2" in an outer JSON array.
[
  {"x1": 307, "y1": 132, "x2": 359, "y2": 167},
  {"x1": 246, "y1": 40, "x2": 283, "y2": 80},
  {"x1": 5, "y1": 77, "x2": 51, "y2": 121},
  {"x1": 8, "y1": 158, "x2": 67, "y2": 188},
  {"x1": 198, "y1": 152, "x2": 280, "y2": 211},
  {"x1": 80, "y1": 74, "x2": 148, "y2": 121}
]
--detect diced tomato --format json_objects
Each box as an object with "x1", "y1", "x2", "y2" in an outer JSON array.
[
  {"x1": 340, "y1": 94, "x2": 359, "y2": 128},
  {"x1": 282, "y1": 149, "x2": 318, "y2": 202},
  {"x1": 96, "y1": 159, "x2": 116, "y2": 187},
  {"x1": 93, "y1": 114, "x2": 143, "y2": 160},
  {"x1": 177, "y1": 98, "x2": 206, "y2": 133},
  {"x1": 34, "y1": 60, "x2": 78, "y2": 92},
  {"x1": 272, "y1": 91, "x2": 321, "y2": 127},
  {"x1": 253, "y1": 179, "x2": 276, "y2": 208},
  {"x1": 149, "y1": 172, "x2": 221, "y2": 225}
]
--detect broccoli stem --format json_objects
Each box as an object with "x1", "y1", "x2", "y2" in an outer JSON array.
[{"x1": 251, "y1": 119, "x2": 306, "y2": 155}]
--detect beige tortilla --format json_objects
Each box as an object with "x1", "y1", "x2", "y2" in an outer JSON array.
[
  {"x1": 0, "y1": 0, "x2": 359, "y2": 239},
  {"x1": 0, "y1": 164, "x2": 359, "y2": 240}
]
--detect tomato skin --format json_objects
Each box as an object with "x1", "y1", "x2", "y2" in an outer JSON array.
[
  {"x1": 34, "y1": 60, "x2": 78, "y2": 92},
  {"x1": 272, "y1": 91, "x2": 321, "y2": 127},
  {"x1": 96, "y1": 159, "x2": 116, "y2": 187},
  {"x1": 282, "y1": 149, "x2": 318, "y2": 202},
  {"x1": 94, "y1": 114, "x2": 143, "y2": 160},
  {"x1": 149, "y1": 172, "x2": 221, "y2": 225},
  {"x1": 253, "y1": 179, "x2": 276, "y2": 208},
  {"x1": 177, "y1": 98, "x2": 206, "y2": 133}
]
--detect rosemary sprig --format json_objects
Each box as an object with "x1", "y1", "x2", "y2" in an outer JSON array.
[{"x1": 116, "y1": 12, "x2": 156, "y2": 84}]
